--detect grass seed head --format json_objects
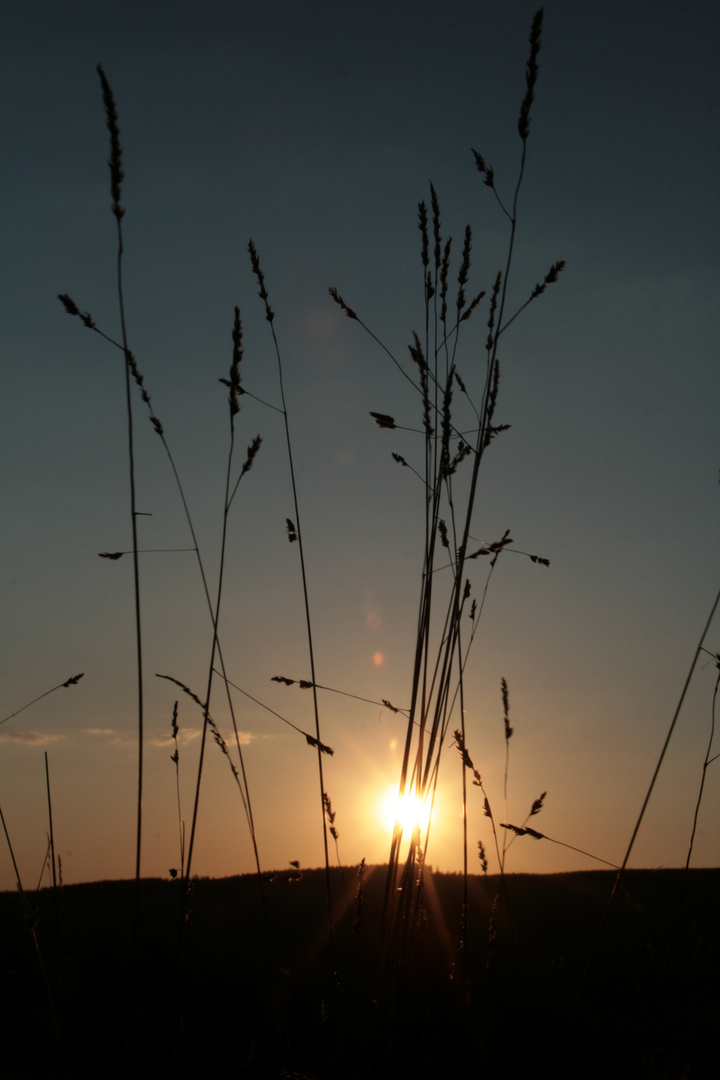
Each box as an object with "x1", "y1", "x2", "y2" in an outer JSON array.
[
  {"x1": 518, "y1": 9, "x2": 543, "y2": 141},
  {"x1": 227, "y1": 306, "x2": 243, "y2": 416},
  {"x1": 305, "y1": 734, "x2": 334, "y2": 756},
  {"x1": 501, "y1": 677, "x2": 514, "y2": 740},
  {"x1": 96, "y1": 65, "x2": 124, "y2": 219},
  {"x1": 453, "y1": 729, "x2": 475, "y2": 771},
  {"x1": 248, "y1": 240, "x2": 274, "y2": 322},
  {"x1": 456, "y1": 225, "x2": 472, "y2": 313},
  {"x1": 328, "y1": 286, "x2": 357, "y2": 320},
  {"x1": 418, "y1": 200, "x2": 429, "y2": 268},
  {"x1": 440, "y1": 237, "x2": 452, "y2": 322},
  {"x1": 370, "y1": 412, "x2": 396, "y2": 430},
  {"x1": 239, "y1": 435, "x2": 262, "y2": 479},
  {"x1": 531, "y1": 259, "x2": 566, "y2": 299},
  {"x1": 58, "y1": 294, "x2": 97, "y2": 329},
  {"x1": 353, "y1": 858, "x2": 366, "y2": 935},
  {"x1": 472, "y1": 149, "x2": 495, "y2": 188},
  {"x1": 430, "y1": 183, "x2": 442, "y2": 270}
]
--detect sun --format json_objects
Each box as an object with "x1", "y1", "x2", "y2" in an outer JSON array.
[{"x1": 379, "y1": 784, "x2": 434, "y2": 837}]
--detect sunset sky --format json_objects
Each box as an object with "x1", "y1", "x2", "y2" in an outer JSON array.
[{"x1": 1, "y1": 0, "x2": 718, "y2": 893}]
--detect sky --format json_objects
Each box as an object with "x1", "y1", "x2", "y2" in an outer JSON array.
[{"x1": 1, "y1": 0, "x2": 718, "y2": 892}]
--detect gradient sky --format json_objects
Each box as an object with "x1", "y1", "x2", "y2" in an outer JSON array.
[{"x1": 1, "y1": 0, "x2": 718, "y2": 892}]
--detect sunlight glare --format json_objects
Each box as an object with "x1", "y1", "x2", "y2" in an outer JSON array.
[{"x1": 380, "y1": 784, "x2": 434, "y2": 836}]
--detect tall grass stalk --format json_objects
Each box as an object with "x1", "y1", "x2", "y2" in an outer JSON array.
[
  {"x1": 169, "y1": 701, "x2": 184, "y2": 878},
  {"x1": 603, "y1": 583, "x2": 720, "y2": 916},
  {"x1": 43, "y1": 754, "x2": 60, "y2": 955},
  {"x1": 61, "y1": 72, "x2": 266, "y2": 909},
  {"x1": 500, "y1": 676, "x2": 513, "y2": 869},
  {"x1": 558, "y1": 582, "x2": 720, "y2": 1065},
  {"x1": 95, "y1": 66, "x2": 145, "y2": 950},
  {"x1": 658, "y1": 646, "x2": 720, "y2": 990},
  {"x1": 171, "y1": 324, "x2": 270, "y2": 956},
  {"x1": 63, "y1": 295, "x2": 266, "y2": 891},
  {"x1": 184, "y1": 308, "x2": 248, "y2": 885},
  {"x1": 248, "y1": 243, "x2": 337, "y2": 977},
  {"x1": 683, "y1": 649, "x2": 720, "y2": 866}
]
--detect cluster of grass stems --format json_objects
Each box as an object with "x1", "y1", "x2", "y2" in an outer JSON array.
[{"x1": 2, "y1": 9, "x2": 719, "y2": 1077}]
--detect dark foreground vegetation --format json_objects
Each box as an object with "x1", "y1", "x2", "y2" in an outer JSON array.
[{"x1": 1, "y1": 867, "x2": 717, "y2": 1079}]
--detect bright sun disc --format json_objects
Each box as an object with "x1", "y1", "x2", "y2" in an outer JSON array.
[{"x1": 380, "y1": 785, "x2": 434, "y2": 835}]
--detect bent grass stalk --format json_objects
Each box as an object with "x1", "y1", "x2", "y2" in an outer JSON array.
[
  {"x1": 157, "y1": 674, "x2": 259, "y2": 849},
  {"x1": 0, "y1": 674, "x2": 84, "y2": 728},
  {"x1": 220, "y1": 670, "x2": 336, "y2": 752}
]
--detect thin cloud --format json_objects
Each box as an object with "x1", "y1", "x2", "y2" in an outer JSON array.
[
  {"x1": 203, "y1": 729, "x2": 256, "y2": 747},
  {"x1": 150, "y1": 729, "x2": 202, "y2": 749},
  {"x1": 0, "y1": 731, "x2": 65, "y2": 746},
  {"x1": 82, "y1": 728, "x2": 134, "y2": 747}
]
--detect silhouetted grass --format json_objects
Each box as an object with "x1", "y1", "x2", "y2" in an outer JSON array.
[
  {"x1": 1, "y1": 9, "x2": 714, "y2": 1080},
  {"x1": 329, "y1": 12, "x2": 563, "y2": 1035}
]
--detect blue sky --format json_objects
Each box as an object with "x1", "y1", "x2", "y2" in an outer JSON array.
[{"x1": 1, "y1": 0, "x2": 718, "y2": 890}]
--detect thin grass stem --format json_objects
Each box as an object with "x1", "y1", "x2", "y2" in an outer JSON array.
[{"x1": 250, "y1": 242, "x2": 336, "y2": 975}]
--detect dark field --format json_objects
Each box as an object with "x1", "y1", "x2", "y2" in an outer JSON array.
[{"x1": 2, "y1": 867, "x2": 717, "y2": 1079}]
